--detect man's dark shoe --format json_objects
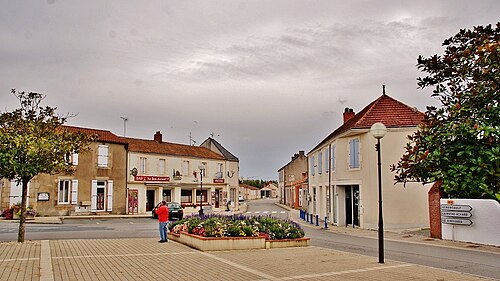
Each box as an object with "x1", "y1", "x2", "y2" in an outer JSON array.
[{"x1": 158, "y1": 240, "x2": 165, "y2": 243}]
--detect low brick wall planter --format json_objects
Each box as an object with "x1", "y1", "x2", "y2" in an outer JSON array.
[{"x1": 168, "y1": 231, "x2": 310, "y2": 251}]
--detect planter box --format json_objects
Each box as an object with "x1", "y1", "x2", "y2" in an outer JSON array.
[{"x1": 169, "y1": 231, "x2": 310, "y2": 251}]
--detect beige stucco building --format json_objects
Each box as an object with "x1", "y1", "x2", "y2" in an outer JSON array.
[
  {"x1": 307, "y1": 94, "x2": 430, "y2": 229},
  {"x1": 0, "y1": 126, "x2": 128, "y2": 216},
  {"x1": 125, "y1": 131, "x2": 240, "y2": 214}
]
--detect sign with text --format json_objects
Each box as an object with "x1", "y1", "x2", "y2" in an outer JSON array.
[
  {"x1": 442, "y1": 218, "x2": 473, "y2": 226},
  {"x1": 134, "y1": 175, "x2": 170, "y2": 182},
  {"x1": 213, "y1": 178, "x2": 225, "y2": 184},
  {"x1": 37, "y1": 192, "x2": 50, "y2": 201},
  {"x1": 441, "y1": 204, "x2": 472, "y2": 212},
  {"x1": 441, "y1": 211, "x2": 472, "y2": 218}
]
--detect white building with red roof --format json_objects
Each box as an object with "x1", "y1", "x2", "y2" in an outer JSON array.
[
  {"x1": 307, "y1": 93, "x2": 430, "y2": 229},
  {"x1": 125, "y1": 131, "x2": 239, "y2": 215}
]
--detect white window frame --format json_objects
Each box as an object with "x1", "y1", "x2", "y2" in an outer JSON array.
[
  {"x1": 182, "y1": 160, "x2": 190, "y2": 176},
  {"x1": 159, "y1": 159, "x2": 166, "y2": 175},
  {"x1": 140, "y1": 157, "x2": 147, "y2": 174},
  {"x1": 331, "y1": 144, "x2": 336, "y2": 172},
  {"x1": 349, "y1": 138, "x2": 360, "y2": 169},
  {"x1": 97, "y1": 145, "x2": 109, "y2": 168},
  {"x1": 310, "y1": 156, "x2": 315, "y2": 176},
  {"x1": 58, "y1": 180, "x2": 71, "y2": 204},
  {"x1": 318, "y1": 151, "x2": 323, "y2": 174}
]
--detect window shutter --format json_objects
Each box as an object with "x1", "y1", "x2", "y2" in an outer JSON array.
[
  {"x1": 98, "y1": 145, "x2": 109, "y2": 167},
  {"x1": 325, "y1": 148, "x2": 329, "y2": 173},
  {"x1": 71, "y1": 180, "x2": 78, "y2": 204},
  {"x1": 91, "y1": 180, "x2": 98, "y2": 211},
  {"x1": 72, "y1": 153, "x2": 79, "y2": 165},
  {"x1": 107, "y1": 180, "x2": 113, "y2": 211}
]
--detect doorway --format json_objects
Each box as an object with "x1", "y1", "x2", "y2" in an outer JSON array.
[
  {"x1": 146, "y1": 190, "x2": 155, "y2": 211},
  {"x1": 344, "y1": 185, "x2": 359, "y2": 227},
  {"x1": 96, "y1": 181, "x2": 106, "y2": 211}
]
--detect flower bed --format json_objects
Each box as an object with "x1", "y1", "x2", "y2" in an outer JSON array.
[
  {"x1": 168, "y1": 215, "x2": 309, "y2": 251},
  {"x1": 169, "y1": 214, "x2": 305, "y2": 239}
]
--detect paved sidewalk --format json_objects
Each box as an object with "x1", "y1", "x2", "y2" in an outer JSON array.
[
  {"x1": 0, "y1": 237, "x2": 494, "y2": 281},
  {"x1": 279, "y1": 203, "x2": 500, "y2": 255}
]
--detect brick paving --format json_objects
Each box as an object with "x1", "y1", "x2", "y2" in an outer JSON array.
[{"x1": 0, "y1": 237, "x2": 495, "y2": 281}]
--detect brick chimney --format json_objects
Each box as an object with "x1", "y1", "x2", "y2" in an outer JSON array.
[
  {"x1": 343, "y1": 108, "x2": 355, "y2": 123},
  {"x1": 154, "y1": 131, "x2": 162, "y2": 143}
]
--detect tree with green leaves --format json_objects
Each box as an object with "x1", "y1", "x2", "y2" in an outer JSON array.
[
  {"x1": 0, "y1": 90, "x2": 94, "y2": 242},
  {"x1": 391, "y1": 23, "x2": 499, "y2": 200}
]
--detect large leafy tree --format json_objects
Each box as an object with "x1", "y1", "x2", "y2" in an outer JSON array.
[
  {"x1": 0, "y1": 90, "x2": 94, "y2": 242},
  {"x1": 391, "y1": 23, "x2": 499, "y2": 200}
]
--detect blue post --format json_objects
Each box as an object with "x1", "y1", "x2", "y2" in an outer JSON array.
[
  {"x1": 300, "y1": 210, "x2": 303, "y2": 219},
  {"x1": 310, "y1": 214, "x2": 314, "y2": 224},
  {"x1": 306, "y1": 212, "x2": 309, "y2": 222},
  {"x1": 324, "y1": 217, "x2": 328, "y2": 229},
  {"x1": 316, "y1": 215, "x2": 319, "y2": 226}
]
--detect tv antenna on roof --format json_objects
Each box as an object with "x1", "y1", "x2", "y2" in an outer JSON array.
[
  {"x1": 189, "y1": 132, "x2": 196, "y2": 146},
  {"x1": 210, "y1": 132, "x2": 220, "y2": 138},
  {"x1": 120, "y1": 116, "x2": 128, "y2": 137}
]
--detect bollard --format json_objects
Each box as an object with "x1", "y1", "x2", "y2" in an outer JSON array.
[
  {"x1": 316, "y1": 214, "x2": 319, "y2": 226},
  {"x1": 324, "y1": 217, "x2": 328, "y2": 229},
  {"x1": 300, "y1": 210, "x2": 303, "y2": 220},
  {"x1": 306, "y1": 212, "x2": 309, "y2": 222},
  {"x1": 310, "y1": 214, "x2": 314, "y2": 224}
]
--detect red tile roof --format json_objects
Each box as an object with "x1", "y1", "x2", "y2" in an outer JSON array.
[
  {"x1": 239, "y1": 183, "x2": 260, "y2": 190},
  {"x1": 310, "y1": 94, "x2": 424, "y2": 153},
  {"x1": 62, "y1": 125, "x2": 127, "y2": 144},
  {"x1": 125, "y1": 137, "x2": 226, "y2": 160}
]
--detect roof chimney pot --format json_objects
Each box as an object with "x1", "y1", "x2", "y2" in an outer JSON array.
[
  {"x1": 343, "y1": 108, "x2": 355, "y2": 123},
  {"x1": 154, "y1": 131, "x2": 162, "y2": 143}
]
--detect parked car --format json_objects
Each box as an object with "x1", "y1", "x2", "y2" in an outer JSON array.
[
  {"x1": 238, "y1": 195, "x2": 245, "y2": 203},
  {"x1": 152, "y1": 202, "x2": 184, "y2": 221}
]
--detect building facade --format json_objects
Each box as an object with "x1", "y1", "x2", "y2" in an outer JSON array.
[
  {"x1": 0, "y1": 126, "x2": 128, "y2": 216},
  {"x1": 307, "y1": 94, "x2": 430, "y2": 229},
  {"x1": 277, "y1": 151, "x2": 308, "y2": 208},
  {"x1": 125, "y1": 131, "x2": 240, "y2": 214}
]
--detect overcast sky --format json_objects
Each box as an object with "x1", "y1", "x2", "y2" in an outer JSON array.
[{"x1": 1, "y1": 1, "x2": 498, "y2": 180}]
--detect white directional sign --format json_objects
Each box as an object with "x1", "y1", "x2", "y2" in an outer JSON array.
[
  {"x1": 441, "y1": 204, "x2": 472, "y2": 212},
  {"x1": 441, "y1": 211, "x2": 472, "y2": 218},
  {"x1": 442, "y1": 218, "x2": 473, "y2": 226}
]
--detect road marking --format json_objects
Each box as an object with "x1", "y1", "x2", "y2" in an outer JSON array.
[
  {"x1": 40, "y1": 240, "x2": 54, "y2": 281},
  {"x1": 263, "y1": 211, "x2": 269, "y2": 214},
  {"x1": 271, "y1": 211, "x2": 277, "y2": 214},
  {"x1": 279, "y1": 264, "x2": 414, "y2": 280},
  {"x1": 198, "y1": 251, "x2": 280, "y2": 281},
  {"x1": 280, "y1": 211, "x2": 286, "y2": 214},
  {"x1": 255, "y1": 211, "x2": 260, "y2": 214},
  {"x1": 246, "y1": 212, "x2": 252, "y2": 214},
  {"x1": 52, "y1": 251, "x2": 196, "y2": 259}
]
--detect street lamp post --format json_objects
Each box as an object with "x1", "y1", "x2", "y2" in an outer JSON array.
[
  {"x1": 370, "y1": 122, "x2": 387, "y2": 264},
  {"x1": 198, "y1": 165, "x2": 204, "y2": 216}
]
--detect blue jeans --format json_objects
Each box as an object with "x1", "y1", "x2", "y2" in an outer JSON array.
[{"x1": 159, "y1": 221, "x2": 169, "y2": 241}]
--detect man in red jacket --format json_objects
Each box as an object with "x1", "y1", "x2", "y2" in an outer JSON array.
[{"x1": 155, "y1": 201, "x2": 169, "y2": 243}]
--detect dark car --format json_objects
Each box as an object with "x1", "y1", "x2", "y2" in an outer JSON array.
[{"x1": 152, "y1": 202, "x2": 184, "y2": 221}]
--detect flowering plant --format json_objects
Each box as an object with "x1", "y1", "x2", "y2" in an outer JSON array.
[{"x1": 169, "y1": 214, "x2": 305, "y2": 240}]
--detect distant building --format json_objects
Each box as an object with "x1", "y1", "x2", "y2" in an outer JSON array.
[
  {"x1": 239, "y1": 183, "x2": 260, "y2": 200},
  {"x1": 277, "y1": 151, "x2": 307, "y2": 208},
  {"x1": 260, "y1": 182, "x2": 278, "y2": 198},
  {"x1": 307, "y1": 94, "x2": 429, "y2": 229}
]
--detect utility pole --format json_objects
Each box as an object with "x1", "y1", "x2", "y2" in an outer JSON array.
[{"x1": 189, "y1": 132, "x2": 196, "y2": 146}]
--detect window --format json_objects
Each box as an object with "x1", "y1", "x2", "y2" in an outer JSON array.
[
  {"x1": 310, "y1": 156, "x2": 315, "y2": 176},
  {"x1": 216, "y1": 163, "x2": 223, "y2": 178},
  {"x1": 318, "y1": 151, "x2": 323, "y2": 174},
  {"x1": 182, "y1": 160, "x2": 189, "y2": 176},
  {"x1": 331, "y1": 144, "x2": 336, "y2": 172},
  {"x1": 325, "y1": 148, "x2": 329, "y2": 173},
  {"x1": 349, "y1": 138, "x2": 360, "y2": 169},
  {"x1": 65, "y1": 152, "x2": 79, "y2": 166},
  {"x1": 159, "y1": 159, "x2": 165, "y2": 175},
  {"x1": 196, "y1": 190, "x2": 208, "y2": 203},
  {"x1": 140, "y1": 157, "x2": 147, "y2": 174},
  {"x1": 201, "y1": 162, "x2": 207, "y2": 176},
  {"x1": 58, "y1": 180, "x2": 71, "y2": 204},
  {"x1": 181, "y1": 190, "x2": 192, "y2": 204},
  {"x1": 97, "y1": 145, "x2": 109, "y2": 167}
]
